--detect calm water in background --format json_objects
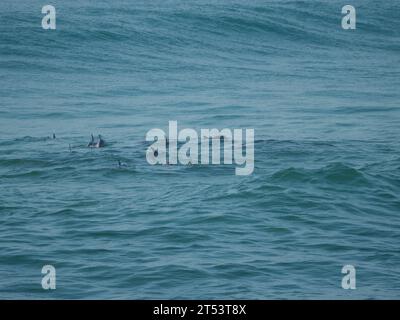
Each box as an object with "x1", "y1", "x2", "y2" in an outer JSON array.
[{"x1": 0, "y1": 0, "x2": 399, "y2": 299}]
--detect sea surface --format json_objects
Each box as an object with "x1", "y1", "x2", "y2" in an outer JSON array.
[{"x1": 0, "y1": 0, "x2": 399, "y2": 299}]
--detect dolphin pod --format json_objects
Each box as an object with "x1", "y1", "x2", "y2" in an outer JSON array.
[{"x1": 88, "y1": 134, "x2": 106, "y2": 148}]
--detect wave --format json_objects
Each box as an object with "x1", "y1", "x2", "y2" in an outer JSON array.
[
  {"x1": 271, "y1": 162, "x2": 369, "y2": 185},
  {"x1": 3, "y1": 0, "x2": 397, "y2": 62}
]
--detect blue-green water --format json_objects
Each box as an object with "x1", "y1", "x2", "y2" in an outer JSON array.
[{"x1": 0, "y1": 0, "x2": 399, "y2": 299}]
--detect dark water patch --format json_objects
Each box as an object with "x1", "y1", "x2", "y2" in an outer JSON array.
[
  {"x1": 14, "y1": 136, "x2": 53, "y2": 143},
  {"x1": 0, "y1": 158, "x2": 51, "y2": 168},
  {"x1": 271, "y1": 167, "x2": 309, "y2": 183},
  {"x1": 1, "y1": 170, "x2": 47, "y2": 179},
  {"x1": 271, "y1": 163, "x2": 369, "y2": 186}
]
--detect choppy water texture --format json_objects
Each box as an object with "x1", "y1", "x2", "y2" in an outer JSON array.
[{"x1": 0, "y1": 0, "x2": 399, "y2": 299}]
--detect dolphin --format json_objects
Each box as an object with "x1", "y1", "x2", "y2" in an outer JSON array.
[
  {"x1": 87, "y1": 134, "x2": 95, "y2": 147},
  {"x1": 118, "y1": 160, "x2": 128, "y2": 168},
  {"x1": 96, "y1": 134, "x2": 105, "y2": 148}
]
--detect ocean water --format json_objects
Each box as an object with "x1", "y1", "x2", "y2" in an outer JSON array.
[{"x1": 0, "y1": 0, "x2": 399, "y2": 299}]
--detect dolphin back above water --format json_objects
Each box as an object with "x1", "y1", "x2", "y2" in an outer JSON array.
[
  {"x1": 87, "y1": 134, "x2": 95, "y2": 147},
  {"x1": 96, "y1": 135, "x2": 105, "y2": 148}
]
